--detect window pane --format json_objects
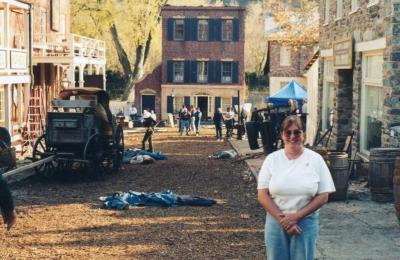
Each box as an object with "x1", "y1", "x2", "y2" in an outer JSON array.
[
  {"x1": 197, "y1": 61, "x2": 208, "y2": 83},
  {"x1": 173, "y1": 61, "x2": 184, "y2": 82},
  {"x1": 222, "y1": 62, "x2": 232, "y2": 83},
  {"x1": 324, "y1": 0, "x2": 330, "y2": 23},
  {"x1": 174, "y1": 19, "x2": 184, "y2": 40},
  {"x1": 324, "y1": 59, "x2": 334, "y2": 77},
  {"x1": 222, "y1": 20, "x2": 233, "y2": 41},
  {"x1": 364, "y1": 85, "x2": 384, "y2": 150},
  {"x1": 336, "y1": 0, "x2": 343, "y2": 18},
  {"x1": 365, "y1": 55, "x2": 383, "y2": 80},
  {"x1": 280, "y1": 47, "x2": 291, "y2": 66},
  {"x1": 322, "y1": 82, "x2": 335, "y2": 130},
  {"x1": 198, "y1": 20, "x2": 208, "y2": 41},
  {"x1": 351, "y1": 0, "x2": 359, "y2": 11}
]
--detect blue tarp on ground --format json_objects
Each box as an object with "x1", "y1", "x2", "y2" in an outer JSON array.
[
  {"x1": 265, "y1": 80, "x2": 307, "y2": 107},
  {"x1": 101, "y1": 190, "x2": 217, "y2": 210}
]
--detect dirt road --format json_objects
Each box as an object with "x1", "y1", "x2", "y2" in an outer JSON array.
[{"x1": 0, "y1": 129, "x2": 265, "y2": 259}]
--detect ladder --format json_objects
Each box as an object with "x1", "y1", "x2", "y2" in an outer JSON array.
[{"x1": 20, "y1": 88, "x2": 45, "y2": 154}]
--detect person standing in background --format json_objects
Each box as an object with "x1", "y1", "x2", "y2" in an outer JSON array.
[
  {"x1": 141, "y1": 110, "x2": 157, "y2": 152},
  {"x1": 224, "y1": 107, "x2": 235, "y2": 139},
  {"x1": 194, "y1": 107, "x2": 202, "y2": 136},
  {"x1": 213, "y1": 108, "x2": 224, "y2": 142},
  {"x1": 129, "y1": 104, "x2": 137, "y2": 121}
]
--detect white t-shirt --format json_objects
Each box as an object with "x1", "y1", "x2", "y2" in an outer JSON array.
[
  {"x1": 225, "y1": 111, "x2": 235, "y2": 120},
  {"x1": 257, "y1": 148, "x2": 335, "y2": 214}
]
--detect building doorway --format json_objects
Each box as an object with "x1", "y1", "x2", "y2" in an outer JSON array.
[
  {"x1": 197, "y1": 96, "x2": 208, "y2": 120},
  {"x1": 141, "y1": 95, "x2": 155, "y2": 114}
]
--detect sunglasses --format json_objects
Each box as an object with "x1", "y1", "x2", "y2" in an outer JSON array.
[{"x1": 283, "y1": 129, "x2": 303, "y2": 137}]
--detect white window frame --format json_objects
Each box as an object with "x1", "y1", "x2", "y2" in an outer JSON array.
[
  {"x1": 222, "y1": 19, "x2": 233, "y2": 41},
  {"x1": 197, "y1": 19, "x2": 208, "y2": 41},
  {"x1": 336, "y1": 0, "x2": 343, "y2": 19},
  {"x1": 0, "y1": 87, "x2": 4, "y2": 122},
  {"x1": 280, "y1": 46, "x2": 291, "y2": 67},
  {"x1": 351, "y1": 0, "x2": 359, "y2": 13},
  {"x1": 360, "y1": 51, "x2": 384, "y2": 155},
  {"x1": 324, "y1": 0, "x2": 330, "y2": 24},
  {"x1": 173, "y1": 61, "x2": 184, "y2": 83},
  {"x1": 197, "y1": 61, "x2": 208, "y2": 83},
  {"x1": 173, "y1": 19, "x2": 184, "y2": 41},
  {"x1": 367, "y1": 0, "x2": 379, "y2": 7},
  {"x1": 221, "y1": 62, "x2": 232, "y2": 83},
  {"x1": 322, "y1": 59, "x2": 334, "y2": 131},
  {"x1": 0, "y1": 10, "x2": 4, "y2": 47}
]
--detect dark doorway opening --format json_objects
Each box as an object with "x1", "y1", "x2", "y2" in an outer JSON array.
[
  {"x1": 197, "y1": 96, "x2": 208, "y2": 121},
  {"x1": 142, "y1": 95, "x2": 155, "y2": 114}
]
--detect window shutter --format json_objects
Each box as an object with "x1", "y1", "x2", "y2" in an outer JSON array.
[
  {"x1": 215, "y1": 97, "x2": 221, "y2": 110},
  {"x1": 167, "y1": 19, "x2": 174, "y2": 41},
  {"x1": 232, "y1": 96, "x2": 239, "y2": 108},
  {"x1": 167, "y1": 60, "x2": 173, "y2": 83},
  {"x1": 208, "y1": 19, "x2": 215, "y2": 41},
  {"x1": 184, "y1": 96, "x2": 191, "y2": 106},
  {"x1": 184, "y1": 18, "x2": 191, "y2": 41},
  {"x1": 215, "y1": 61, "x2": 221, "y2": 83},
  {"x1": 208, "y1": 61, "x2": 215, "y2": 83},
  {"x1": 192, "y1": 18, "x2": 198, "y2": 41},
  {"x1": 215, "y1": 19, "x2": 222, "y2": 41},
  {"x1": 167, "y1": 96, "x2": 174, "y2": 113},
  {"x1": 191, "y1": 60, "x2": 197, "y2": 83},
  {"x1": 232, "y1": 61, "x2": 239, "y2": 84},
  {"x1": 184, "y1": 60, "x2": 191, "y2": 83},
  {"x1": 233, "y1": 19, "x2": 239, "y2": 41}
]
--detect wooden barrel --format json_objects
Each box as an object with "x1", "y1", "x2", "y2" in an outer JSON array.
[
  {"x1": 327, "y1": 152, "x2": 349, "y2": 201},
  {"x1": 394, "y1": 158, "x2": 400, "y2": 221},
  {"x1": 369, "y1": 148, "x2": 400, "y2": 202}
]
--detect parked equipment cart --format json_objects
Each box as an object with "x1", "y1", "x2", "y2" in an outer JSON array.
[{"x1": 32, "y1": 88, "x2": 124, "y2": 178}]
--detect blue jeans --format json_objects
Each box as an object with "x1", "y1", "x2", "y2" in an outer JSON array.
[
  {"x1": 265, "y1": 212, "x2": 319, "y2": 260},
  {"x1": 215, "y1": 125, "x2": 222, "y2": 139},
  {"x1": 180, "y1": 120, "x2": 189, "y2": 135}
]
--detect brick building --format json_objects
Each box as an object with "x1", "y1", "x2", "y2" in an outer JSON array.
[
  {"x1": 319, "y1": 0, "x2": 400, "y2": 158},
  {"x1": 135, "y1": 5, "x2": 246, "y2": 120},
  {"x1": 267, "y1": 41, "x2": 314, "y2": 95}
]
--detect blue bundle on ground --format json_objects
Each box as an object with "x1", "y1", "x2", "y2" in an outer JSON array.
[{"x1": 101, "y1": 190, "x2": 217, "y2": 210}]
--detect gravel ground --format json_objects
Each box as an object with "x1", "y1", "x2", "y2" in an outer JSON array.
[{"x1": 0, "y1": 128, "x2": 265, "y2": 259}]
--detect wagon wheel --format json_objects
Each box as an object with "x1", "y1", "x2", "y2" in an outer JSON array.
[
  {"x1": 0, "y1": 141, "x2": 13, "y2": 173},
  {"x1": 112, "y1": 125, "x2": 124, "y2": 172},
  {"x1": 83, "y1": 134, "x2": 108, "y2": 179},
  {"x1": 32, "y1": 134, "x2": 57, "y2": 177}
]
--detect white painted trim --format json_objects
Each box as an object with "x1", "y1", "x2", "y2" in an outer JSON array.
[
  {"x1": 320, "y1": 49, "x2": 333, "y2": 57},
  {"x1": 355, "y1": 38, "x2": 386, "y2": 52},
  {"x1": 161, "y1": 84, "x2": 243, "y2": 90},
  {"x1": 2, "y1": 0, "x2": 30, "y2": 10},
  {"x1": 140, "y1": 88, "x2": 157, "y2": 95},
  {"x1": 0, "y1": 75, "x2": 31, "y2": 84}
]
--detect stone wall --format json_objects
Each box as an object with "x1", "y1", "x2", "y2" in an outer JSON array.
[{"x1": 318, "y1": 0, "x2": 396, "y2": 153}]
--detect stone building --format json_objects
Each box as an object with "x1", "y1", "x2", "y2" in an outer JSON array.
[
  {"x1": 0, "y1": 0, "x2": 31, "y2": 146},
  {"x1": 135, "y1": 5, "x2": 246, "y2": 121},
  {"x1": 318, "y1": 0, "x2": 399, "y2": 159}
]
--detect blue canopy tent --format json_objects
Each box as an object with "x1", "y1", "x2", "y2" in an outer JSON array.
[{"x1": 265, "y1": 80, "x2": 307, "y2": 108}]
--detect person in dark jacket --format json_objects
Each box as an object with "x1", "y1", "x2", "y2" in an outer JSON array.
[
  {"x1": 213, "y1": 108, "x2": 224, "y2": 141},
  {"x1": 142, "y1": 110, "x2": 157, "y2": 152},
  {"x1": 0, "y1": 176, "x2": 16, "y2": 231}
]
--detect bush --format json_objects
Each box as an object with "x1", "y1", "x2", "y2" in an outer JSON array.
[{"x1": 245, "y1": 72, "x2": 268, "y2": 90}]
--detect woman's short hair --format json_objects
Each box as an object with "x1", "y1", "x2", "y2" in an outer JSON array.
[{"x1": 280, "y1": 115, "x2": 304, "y2": 133}]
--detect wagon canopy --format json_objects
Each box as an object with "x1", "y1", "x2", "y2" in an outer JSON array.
[{"x1": 265, "y1": 80, "x2": 307, "y2": 107}]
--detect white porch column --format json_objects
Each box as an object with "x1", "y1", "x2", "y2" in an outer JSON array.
[
  {"x1": 69, "y1": 65, "x2": 75, "y2": 88},
  {"x1": 4, "y1": 84, "x2": 11, "y2": 130},
  {"x1": 79, "y1": 64, "x2": 84, "y2": 88},
  {"x1": 4, "y1": 3, "x2": 9, "y2": 49}
]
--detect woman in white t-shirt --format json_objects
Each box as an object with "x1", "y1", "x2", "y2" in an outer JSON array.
[{"x1": 257, "y1": 116, "x2": 335, "y2": 260}]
